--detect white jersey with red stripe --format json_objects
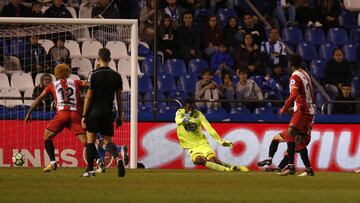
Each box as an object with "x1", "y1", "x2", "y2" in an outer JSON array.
[
  {"x1": 44, "y1": 79, "x2": 84, "y2": 112},
  {"x1": 288, "y1": 69, "x2": 316, "y2": 115}
]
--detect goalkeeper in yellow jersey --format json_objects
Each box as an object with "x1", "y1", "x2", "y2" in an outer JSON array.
[{"x1": 175, "y1": 98, "x2": 249, "y2": 172}]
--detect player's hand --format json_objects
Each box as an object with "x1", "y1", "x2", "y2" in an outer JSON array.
[
  {"x1": 183, "y1": 112, "x2": 191, "y2": 123},
  {"x1": 220, "y1": 140, "x2": 233, "y2": 148},
  {"x1": 81, "y1": 117, "x2": 87, "y2": 129},
  {"x1": 278, "y1": 108, "x2": 286, "y2": 118},
  {"x1": 24, "y1": 113, "x2": 31, "y2": 124}
]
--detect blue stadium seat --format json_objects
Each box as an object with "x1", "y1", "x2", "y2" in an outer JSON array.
[
  {"x1": 188, "y1": 58, "x2": 209, "y2": 77},
  {"x1": 138, "y1": 75, "x2": 153, "y2": 94},
  {"x1": 178, "y1": 74, "x2": 197, "y2": 95},
  {"x1": 232, "y1": 75, "x2": 239, "y2": 85},
  {"x1": 338, "y1": 10, "x2": 357, "y2": 29},
  {"x1": 158, "y1": 106, "x2": 177, "y2": 121},
  {"x1": 168, "y1": 90, "x2": 188, "y2": 108},
  {"x1": 144, "y1": 91, "x2": 167, "y2": 108},
  {"x1": 254, "y1": 107, "x2": 274, "y2": 115},
  {"x1": 351, "y1": 77, "x2": 360, "y2": 97},
  {"x1": 327, "y1": 28, "x2": 349, "y2": 45},
  {"x1": 10, "y1": 38, "x2": 29, "y2": 56},
  {"x1": 157, "y1": 74, "x2": 177, "y2": 94},
  {"x1": 141, "y1": 56, "x2": 164, "y2": 76},
  {"x1": 217, "y1": 8, "x2": 237, "y2": 27},
  {"x1": 350, "y1": 27, "x2": 360, "y2": 43},
  {"x1": 304, "y1": 28, "x2": 326, "y2": 46},
  {"x1": 296, "y1": 41, "x2": 317, "y2": 61},
  {"x1": 165, "y1": 58, "x2": 187, "y2": 78},
  {"x1": 212, "y1": 75, "x2": 222, "y2": 85},
  {"x1": 310, "y1": 60, "x2": 326, "y2": 81},
  {"x1": 0, "y1": 39, "x2": 9, "y2": 56},
  {"x1": 315, "y1": 92, "x2": 326, "y2": 110},
  {"x1": 249, "y1": 75, "x2": 266, "y2": 90},
  {"x1": 230, "y1": 106, "x2": 251, "y2": 114},
  {"x1": 138, "y1": 105, "x2": 154, "y2": 121},
  {"x1": 282, "y1": 27, "x2": 303, "y2": 45},
  {"x1": 194, "y1": 8, "x2": 213, "y2": 27},
  {"x1": 205, "y1": 107, "x2": 228, "y2": 121},
  {"x1": 319, "y1": 42, "x2": 337, "y2": 61},
  {"x1": 342, "y1": 43, "x2": 358, "y2": 62}
]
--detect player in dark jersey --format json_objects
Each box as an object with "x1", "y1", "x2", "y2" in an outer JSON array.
[{"x1": 81, "y1": 48, "x2": 125, "y2": 177}]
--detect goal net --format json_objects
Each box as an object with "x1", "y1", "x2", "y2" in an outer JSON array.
[{"x1": 0, "y1": 18, "x2": 138, "y2": 169}]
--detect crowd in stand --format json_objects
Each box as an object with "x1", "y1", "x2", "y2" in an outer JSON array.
[{"x1": 0, "y1": 0, "x2": 359, "y2": 116}]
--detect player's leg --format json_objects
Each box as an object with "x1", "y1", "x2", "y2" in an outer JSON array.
[
  {"x1": 43, "y1": 129, "x2": 58, "y2": 172},
  {"x1": 279, "y1": 126, "x2": 299, "y2": 176},
  {"x1": 189, "y1": 144, "x2": 231, "y2": 171},
  {"x1": 82, "y1": 131, "x2": 97, "y2": 177},
  {"x1": 209, "y1": 156, "x2": 249, "y2": 172},
  {"x1": 298, "y1": 148, "x2": 314, "y2": 176},
  {"x1": 102, "y1": 135, "x2": 125, "y2": 177},
  {"x1": 258, "y1": 133, "x2": 285, "y2": 167}
]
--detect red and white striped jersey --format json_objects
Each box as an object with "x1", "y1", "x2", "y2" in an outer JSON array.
[
  {"x1": 44, "y1": 79, "x2": 84, "y2": 112},
  {"x1": 283, "y1": 69, "x2": 316, "y2": 115}
]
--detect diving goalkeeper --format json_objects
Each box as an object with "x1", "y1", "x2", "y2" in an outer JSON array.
[{"x1": 175, "y1": 98, "x2": 248, "y2": 172}]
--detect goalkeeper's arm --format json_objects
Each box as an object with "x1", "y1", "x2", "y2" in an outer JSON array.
[{"x1": 199, "y1": 113, "x2": 232, "y2": 147}]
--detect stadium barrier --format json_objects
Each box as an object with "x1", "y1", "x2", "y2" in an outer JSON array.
[{"x1": 1, "y1": 121, "x2": 359, "y2": 172}]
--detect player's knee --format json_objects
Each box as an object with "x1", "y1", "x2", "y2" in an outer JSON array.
[
  {"x1": 193, "y1": 156, "x2": 206, "y2": 166},
  {"x1": 288, "y1": 127, "x2": 301, "y2": 137}
]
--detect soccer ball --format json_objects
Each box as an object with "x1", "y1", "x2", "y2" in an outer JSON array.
[{"x1": 12, "y1": 152, "x2": 25, "y2": 167}]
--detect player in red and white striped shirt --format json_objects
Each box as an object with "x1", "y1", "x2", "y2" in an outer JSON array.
[
  {"x1": 278, "y1": 54, "x2": 316, "y2": 176},
  {"x1": 25, "y1": 64, "x2": 87, "y2": 172}
]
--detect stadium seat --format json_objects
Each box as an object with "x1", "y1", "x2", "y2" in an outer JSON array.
[
  {"x1": 282, "y1": 27, "x2": 303, "y2": 45},
  {"x1": 82, "y1": 40, "x2": 103, "y2": 59},
  {"x1": 138, "y1": 105, "x2": 154, "y2": 121},
  {"x1": 0, "y1": 39, "x2": 9, "y2": 56},
  {"x1": 232, "y1": 75, "x2": 240, "y2": 85},
  {"x1": 167, "y1": 90, "x2": 188, "y2": 108},
  {"x1": 250, "y1": 75, "x2": 266, "y2": 90},
  {"x1": 121, "y1": 75, "x2": 131, "y2": 92},
  {"x1": 79, "y1": 3, "x2": 92, "y2": 18},
  {"x1": 0, "y1": 73, "x2": 10, "y2": 89},
  {"x1": 158, "y1": 106, "x2": 178, "y2": 121},
  {"x1": 10, "y1": 38, "x2": 28, "y2": 56},
  {"x1": 217, "y1": 8, "x2": 236, "y2": 27},
  {"x1": 11, "y1": 72, "x2": 34, "y2": 92},
  {"x1": 304, "y1": 28, "x2": 326, "y2": 46},
  {"x1": 193, "y1": 8, "x2": 213, "y2": 27},
  {"x1": 254, "y1": 107, "x2": 274, "y2": 115},
  {"x1": 138, "y1": 75, "x2": 153, "y2": 94},
  {"x1": 310, "y1": 60, "x2": 326, "y2": 81},
  {"x1": 0, "y1": 87, "x2": 23, "y2": 108},
  {"x1": 165, "y1": 59, "x2": 187, "y2": 78},
  {"x1": 35, "y1": 73, "x2": 56, "y2": 86},
  {"x1": 342, "y1": 43, "x2": 358, "y2": 62},
  {"x1": 94, "y1": 58, "x2": 117, "y2": 71},
  {"x1": 351, "y1": 77, "x2": 360, "y2": 97},
  {"x1": 315, "y1": 92, "x2": 326, "y2": 110},
  {"x1": 296, "y1": 41, "x2": 317, "y2": 61},
  {"x1": 205, "y1": 107, "x2": 228, "y2": 121},
  {"x1": 212, "y1": 75, "x2": 222, "y2": 85},
  {"x1": 38, "y1": 39, "x2": 54, "y2": 53},
  {"x1": 230, "y1": 106, "x2": 251, "y2": 114},
  {"x1": 157, "y1": 74, "x2": 177, "y2": 94},
  {"x1": 350, "y1": 27, "x2": 360, "y2": 43},
  {"x1": 66, "y1": 7, "x2": 77, "y2": 18},
  {"x1": 144, "y1": 91, "x2": 167, "y2": 108},
  {"x1": 117, "y1": 58, "x2": 142, "y2": 77},
  {"x1": 69, "y1": 74, "x2": 80, "y2": 80},
  {"x1": 319, "y1": 42, "x2": 337, "y2": 61},
  {"x1": 188, "y1": 58, "x2": 209, "y2": 76},
  {"x1": 141, "y1": 56, "x2": 164, "y2": 76},
  {"x1": 327, "y1": 27, "x2": 349, "y2": 45},
  {"x1": 23, "y1": 88, "x2": 34, "y2": 106},
  {"x1": 64, "y1": 40, "x2": 81, "y2": 58},
  {"x1": 178, "y1": 74, "x2": 197, "y2": 95},
  {"x1": 338, "y1": 10, "x2": 357, "y2": 28},
  {"x1": 105, "y1": 41, "x2": 128, "y2": 60},
  {"x1": 71, "y1": 57, "x2": 93, "y2": 78}
]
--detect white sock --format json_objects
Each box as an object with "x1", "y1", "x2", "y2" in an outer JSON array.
[{"x1": 50, "y1": 161, "x2": 56, "y2": 165}]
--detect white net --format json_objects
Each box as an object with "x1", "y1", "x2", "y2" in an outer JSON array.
[{"x1": 0, "y1": 18, "x2": 138, "y2": 168}]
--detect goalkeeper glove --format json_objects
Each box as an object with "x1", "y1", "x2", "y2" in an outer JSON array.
[
  {"x1": 183, "y1": 112, "x2": 191, "y2": 123},
  {"x1": 219, "y1": 140, "x2": 233, "y2": 147}
]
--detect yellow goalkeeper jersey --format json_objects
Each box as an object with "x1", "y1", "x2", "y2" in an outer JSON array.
[{"x1": 175, "y1": 108, "x2": 221, "y2": 149}]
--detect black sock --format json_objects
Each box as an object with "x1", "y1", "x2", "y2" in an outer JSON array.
[
  {"x1": 268, "y1": 140, "x2": 279, "y2": 158},
  {"x1": 287, "y1": 142, "x2": 295, "y2": 165},
  {"x1": 44, "y1": 139, "x2": 55, "y2": 162},
  {"x1": 278, "y1": 155, "x2": 288, "y2": 169},
  {"x1": 86, "y1": 143, "x2": 96, "y2": 171},
  {"x1": 299, "y1": 148, "x2": 311, "y2": 168},
  {"x1": 105, "y1": 142, "x2": 118, "y2": 159}
]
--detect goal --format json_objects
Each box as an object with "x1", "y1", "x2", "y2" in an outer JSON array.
[{"x1": 0, "y1": 17, "x2": 138, "y2": 169}]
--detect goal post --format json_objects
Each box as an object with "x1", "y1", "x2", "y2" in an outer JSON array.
[{"x1": 0, "y1": 17, "x2": 138, "y2": 169}]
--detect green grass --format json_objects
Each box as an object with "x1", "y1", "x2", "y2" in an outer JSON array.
[{"x1": 0, "y1": 168, "x2": 360, "y2": 203}]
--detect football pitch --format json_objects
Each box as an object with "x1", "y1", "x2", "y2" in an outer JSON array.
[{"x1": 1, "y1": 168, "x2": 360, "y2": 203}]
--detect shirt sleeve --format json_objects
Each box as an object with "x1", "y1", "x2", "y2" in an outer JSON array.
[
  {"x1": 175, "y1": 109, "x2": 185, "y2": 125},
  {"x1": 116, "y1": 73, "x2": 123, "y2": 90},
  {"x1": 44, "y1": 84, "x2": 53, "y2": 95},
  {"x1": 281, "y1": 75, "x2": 300, "y2": 112},
  {"x1": 88, "y1": 72, "x2": 97, "y2": 90},
  {"x1": 199, "y1": 112, "x2": 221, "y2": 143}
]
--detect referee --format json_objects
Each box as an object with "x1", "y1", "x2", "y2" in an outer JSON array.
[{"x1": 81, "y1": 48, "x2": 125, "y2": 177}]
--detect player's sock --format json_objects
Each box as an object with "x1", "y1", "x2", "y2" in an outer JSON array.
[
  {"x1": 44, "y1": 139, "x2": 55, "y2": 162},
  {"x1": 86, "y1": 143, "x2": 96, "y2": 172},
  {"x1": 205, "y1": 161, "x2": 231, "y2": 171},
  {"x1": 299, "y1": 148, "x2": 311, "y2": 168},
  {"x1": 116, "y1": 145, "x2": 122, "y2": 153},
  {"x1": 278, "y1": 155, "x2": 288, "y2": 169},
  {"x1": 269, "y1": 140, "x2": 279, "y2": 158},
  {"x1": 105, "y1": 142, "x2": 118, "y2": 159},
  {"x1": 97, "y1": 145, "x2": 106, "y2": 161},
  {"x1": 287, "y1": 142, "x2": 295, "y2": 164},
  {"x1": 219, "y1": 161, "x2": 233, "y2": 168}
]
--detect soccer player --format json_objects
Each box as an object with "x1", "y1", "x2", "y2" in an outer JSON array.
[
  {"x1": 81, "y1": 48, "x2": 125, "y2": 177},
  {"x1": 257, "y1": 130, "x2": 315, "y2": 176},
  {"x1": 25, "y1": 64, "x2": 87, "y2": 172},
  {"x1": 278, "y1": 54, "x2": 316, "y2": 176},
  {"x1": 175, "y1": 98, "x2": 249, "y2": 172}
]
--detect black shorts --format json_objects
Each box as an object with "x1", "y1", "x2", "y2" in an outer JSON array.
[{"x1": 86, "y1": 107, "x2": 114, "y2": 136}]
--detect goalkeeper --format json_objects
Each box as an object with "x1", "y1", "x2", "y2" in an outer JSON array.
[{"x1": 175, "y1": 98, "x2": 249, "y2": 172}]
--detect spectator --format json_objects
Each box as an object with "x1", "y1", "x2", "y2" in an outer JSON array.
[
  {"x1": 210, "y1": 42, "x2": 235, "y2": 77},
  {"x1": 30, "y1": 1, "x2": 43, "y2": 17},
  {"x1": 235, "y1": 68, "x2": 263, "y2": 111},
  {"x1": 222, "y1": 16, "x2": 242, "y2": 50},
  {"x1": 1, "y1": 0, "x2": 30, "y2": 17},
  {"x1": 48, "y1": 38, "x2": 70, "y2": 72},
  {"x1": 202, "y1": 15, "x2": 223, "y2": 57},
  {"x1": 333, "y1": 83, "x2": 356, "y2": 114},
  {"x1": 23, "y1": 35, "x2": 47, "y2": 78},
  {"x1": 260, "y1": 28, "x2": 287, "y2": 77},
  {"x1": 235, "y1": 33, "x2": 263, "y2": 76},
  {"x1": 195, "y1": 69, "x2": 220, "y2": 110},
  {"x1": 158, "y1": 14, "x2": 176, "y2": 59},
  {"x1": 272, "y1": 0, "x2": 297, "y2": 27},
  {"x1": 316, "y1": 0, "x2": 341, "y2": 29},
  {"x1": 92, "y1": 0, "x2": 120, "y2": 18},
  {"x1": 139, "y1": 0, "x2": 156, "y2": 32},
  {"x1": 178, "y1": 0, "x2": 203, "y2": 11},
  {"x1": 218, "y1": 73, "x2": 235, "y2": 113},
  {"x1": 209, "y1": 0, "x2": 234, "y2": 11},
  {"x1": 176, "y1": 11, "x2": 203, "y2": 62},
  {"x1": 32, "y1": 73, "x2": 54, "y2": 111},
  {"x1": 324, "y1": 48, "x2": 353, "y2": 99},
  {"x1": 295, "y1": 0, "x2": 323, "y2": 27},
  {"x1": 44, "y1": 0, "x2": 72, "y2": 18},
  {"x1": 240, "y1": 14, "x2": 266, "y2": 46},
  {"x1": 163, "y1": 0, "x2": 185, "y2": 29}
]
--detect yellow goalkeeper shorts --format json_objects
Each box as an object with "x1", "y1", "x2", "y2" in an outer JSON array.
[{"x1": 188, "y1": 142, "x2": 216, "y2": 163}]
